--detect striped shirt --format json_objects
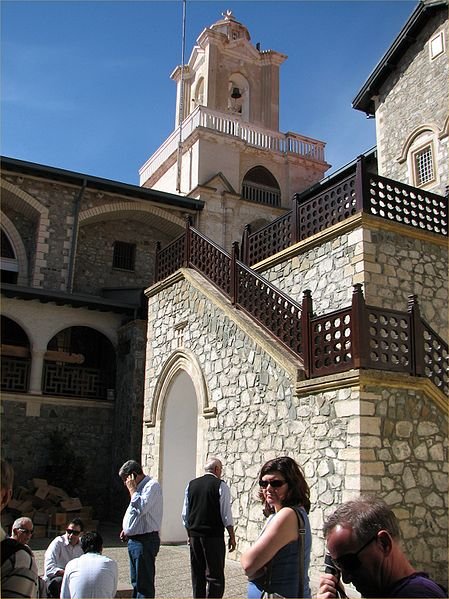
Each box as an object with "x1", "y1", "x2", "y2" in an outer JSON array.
[{"x1": 122, "y1": 475, "x2": 163, "y2": 536}]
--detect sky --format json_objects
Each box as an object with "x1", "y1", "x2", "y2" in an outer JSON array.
[{"x1": 1, "y1": 0, "x2": 416, "y2": 186}]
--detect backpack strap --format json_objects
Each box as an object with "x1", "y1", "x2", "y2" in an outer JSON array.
[{"x1": 1, "y1": 537, "x2": 33, "y2": 565}]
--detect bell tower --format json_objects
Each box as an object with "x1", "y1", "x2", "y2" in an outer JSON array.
[
  {"x1": 172, "y1": 10, "x2": 285, "y2": 131},
  {"x1": 139, "y1": 11, "x2": 330, "y2": 250}
]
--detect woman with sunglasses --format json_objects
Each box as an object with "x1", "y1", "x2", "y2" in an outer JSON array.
[{"x1": 241, "y1": 456, "x2": 312, "y2": 598}]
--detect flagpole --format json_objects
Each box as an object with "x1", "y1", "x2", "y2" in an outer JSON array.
[{"x1": 176, "y1": 0, "x2": 187, "y2": 193}]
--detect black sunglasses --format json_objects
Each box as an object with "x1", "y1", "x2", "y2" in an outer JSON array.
[
  {"x1": 18, "y1": 528, "x2": 33, "y2": 535},
  {"x1": 66, "y1": 529, "x2": 81, "y2": 536},
  {"x1": 333, "y1": 533, "x2": 378, "y2": 571},
  {"x1": 259, "y1": 479, "x2": 287, "y2": 489}
]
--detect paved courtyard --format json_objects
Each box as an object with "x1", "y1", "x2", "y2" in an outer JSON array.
[{"x1": 31, "y1": 523, "x2": 248, "y2": 598}]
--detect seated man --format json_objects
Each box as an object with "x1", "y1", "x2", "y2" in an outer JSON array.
[
  {"x1": 1, "y1": 460, "x2": 38, "y2": 598},
  {"x1": 60, "y1": 531, "x2": 118, "y2": 598},
  {"x1": 44, "y1": 518, "x2": 84, "y2": 597},
  {"x1": 11, "y1": 517, "x2": 47, "y2": 598},
  {"x1": 318, "y1": 495, "x2": 447, "y2": 598}
]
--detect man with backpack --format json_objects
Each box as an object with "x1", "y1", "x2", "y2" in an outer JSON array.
[{"x1": 1, "y1": 459, "x2": 39, "y2": 598}]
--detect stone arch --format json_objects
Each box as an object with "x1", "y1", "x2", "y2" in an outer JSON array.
[
  {"x1": 396, "y1": 124, "x2": 440, "y2": 163},
  {"x1": 228, "y1": 72, "x2": 250, "y2": 120},
  {"x1": 242, "y1": 165, "x2": 281, "y2": 206},
  {"x1": 1, "y1": 214, "x2": 29, "y2": 286},
  {"x1": 148, "y1": 349, "x2": 215, "y2": 543},
  {"x1": 147, "y1": 348, "x2": 216, "y2": 427},
  {"x1": 79, "y1": 202, "x2": 186, "y2": 229},
  {"x1": 0, "y1": 180, "x2": 49, "y2": 287}
]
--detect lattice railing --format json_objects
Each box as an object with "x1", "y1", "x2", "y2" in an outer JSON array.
[
  {"x1": 366, "y1": 174, "x2": 448, "y2": 236},
  {"x1": 42, "y1": 363, "x2": 113, "y2": 399},
  {"x1": 309, "y1": 308, "x2": 353, "y2": 377},
  {"x1": 1, "y1": 357, "x2": 30, "y2": 392},
  {"x1": 236, "y1": 262, "x2": 302, "y2": 357},
  {"x1": 155, "y1": 235, "x2": 185, "y2": 282},
  {"x1": 190, "y1": 230, "x2": 232, "y2": 296},
  {"x1": 155, "y1": 221, "x2": 448, "y2": 398},
  {"x1": 421, "y1": 321, "x2": 448, "y2": 395},
  {"x1": 241, "y1": 156, "x2": 447, "y2": 266},
  {"x1": 241, "y1": 212, "x2": 293, "y2": 266},
  {"x1": 365, "y1": 308, "x2": 412, "y2": 372}
]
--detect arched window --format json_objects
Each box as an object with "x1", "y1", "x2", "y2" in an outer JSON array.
[
  {"x1": 228, "y1": 73, "x2": 249, "y2": 120},
  {"x1": 399, "y1": 127, "x2": 439, "y2": 190},
  {"x1": 1, "y1": 229, "x2": 18, "y2": 284},
  {"x1": 194, "y1": 77, "x2": 204, "y2": 107},
  {"x1": 1, "y1": 316, "x2": 31, "y2": 392},
  {"x1": 43, "y1": 327, "x2": 116, "y2": 399},
  {"x1": 242, "y1": 166, "x2": 281, "y2": 207}
]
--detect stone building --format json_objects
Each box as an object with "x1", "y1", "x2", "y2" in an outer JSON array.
[
  {"x1": 139, "y1": 9, "x2": 329, "y2": 251},
  {"x1": 353, "y1": 0, "x2": 448, "y2": 197},
  {"x1": 1, "y1": 1, "x2": 448, "y2": 592},
  {"x1": 0, "y1": 157, "x2": 204, "y2": 515},
  {"x1": 142, "y1": 1, "x2": 448, "y2": 591}
]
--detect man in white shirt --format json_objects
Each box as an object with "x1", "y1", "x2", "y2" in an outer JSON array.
[
  {"x1": 43, "y1": 518, "x2": 84, "y2": 597},
  {"x1": 119, "y1": 459, "x2": 163, "y2": 599},
  {"x1": 60, "y1": 531, "x2": 118, "y2": 598}
]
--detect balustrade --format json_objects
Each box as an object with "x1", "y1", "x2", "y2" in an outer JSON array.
[{"x1": 139, "y1": 105, "x2": 326, "y2": 184}]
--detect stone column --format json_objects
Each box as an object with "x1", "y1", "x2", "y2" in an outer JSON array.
[{"x1": 29, "y1": 349, "x2": 45, "y2": 395}]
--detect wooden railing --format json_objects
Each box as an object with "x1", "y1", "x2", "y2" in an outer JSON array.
[
  {"x1": 241, "y1": 156, "x2": 448, "y2": 265},
  {"x1": 154, "y1": 221, "x2": 448, "y2": 397}
]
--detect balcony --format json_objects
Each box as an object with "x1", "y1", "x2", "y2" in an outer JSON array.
[{"x1": 139, "y1": 105, "x2": 327, "y2": 186}]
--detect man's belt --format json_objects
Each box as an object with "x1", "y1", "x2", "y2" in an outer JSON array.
[{"x1": 127, "y1": 531, "x2": 159, "y2": 540}]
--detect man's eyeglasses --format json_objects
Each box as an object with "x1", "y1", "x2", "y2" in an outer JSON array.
[
  {"x1": 259, "y1": 479, "x2": 286, "y2": 489},
  {"x1": 332, "y1": 533, "x2": 379, "y2": 571},
  {"x1": 18, "y1": 528, "x2": 33, "y2": 536},
  {"x1": 66, "y1": 529, "x2": 81, "y2": 536}
]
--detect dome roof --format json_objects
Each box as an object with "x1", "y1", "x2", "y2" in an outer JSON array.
[{"x1": 209, "y1": 10, "x2": 251, "y2": 41}]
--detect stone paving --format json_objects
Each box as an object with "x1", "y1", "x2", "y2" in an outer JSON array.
[{"x1": 31, "y1": 524, "x2": 248, "y2": 598}]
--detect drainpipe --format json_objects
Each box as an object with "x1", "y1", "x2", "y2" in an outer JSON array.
[{"x1": 67, "y1": 179, "x2": 86, "y2": 293}]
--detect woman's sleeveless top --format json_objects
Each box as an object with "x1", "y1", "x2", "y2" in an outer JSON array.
[{"x1": 247, "y1": 506, "x2": 311, "y2": 598}]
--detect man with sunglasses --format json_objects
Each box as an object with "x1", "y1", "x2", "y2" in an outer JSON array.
[
  {"x1": 317, "y1": 496, "x2": 446, "y2": 598},
  {"x1": 44, "y1": 517, "x2": 84, "y2": 597},
  {"x1": 1, "y1": 460, "x2": 39, "y2": 598}
]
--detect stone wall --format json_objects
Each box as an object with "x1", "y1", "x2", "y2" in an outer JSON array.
[
  {"x1": 110, "y1": 320, "x2": 148, "y2": 519},
  {"x1": 376, "y1": 10, "x2": 448, "y2": 196},
  {"x1": 143, "y1": 272, "x2": 448, "y2": 589},
  {"x1": 259, "y1": 222, "x2": 448, "y2": 338},
  {"x1": 74, "y1": 220, "x2": 169, "y2": 295},
  {"x1": 260, "y1": 227, "x2": 364, "y2": 312},
  {"x1": 1, "y1": 398, "x2": 114, "y2": 517}
]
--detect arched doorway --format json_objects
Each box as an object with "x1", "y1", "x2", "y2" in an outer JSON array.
[{"x1": 160, "y1": 369, "x2": 198, "y2": 543}]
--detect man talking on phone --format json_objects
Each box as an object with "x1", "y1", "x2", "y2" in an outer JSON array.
[{"x1": 119, "y1": 460, "x2": 163, "y2": 598}]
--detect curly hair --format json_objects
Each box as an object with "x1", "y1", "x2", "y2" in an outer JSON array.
[{"x1": 258, "y1": 456, "x2": 310, "y2": 516}]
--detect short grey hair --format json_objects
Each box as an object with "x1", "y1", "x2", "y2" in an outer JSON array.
[
  {"x1": 323, "y1": 495, "x2": 401, "y2": 543},
  {"x1": 13, "y1": 517, "x2": 33, "y2": 531},
  {"x1": 205, "y1": 458, "x2": 222, "y2": 473}
]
